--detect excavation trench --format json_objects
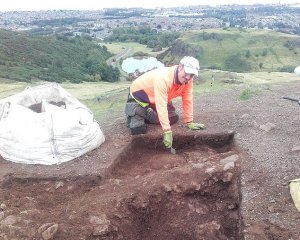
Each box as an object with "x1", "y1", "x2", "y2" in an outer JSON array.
[
  {"x1": 0, "y1": 132, "x2": 244, "y2": 240},
  {"x1": 103, "y1": 132, "x2": 243, "y2": 240}
]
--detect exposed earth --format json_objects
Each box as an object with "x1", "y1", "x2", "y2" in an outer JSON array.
[{"x1": 0, "y1": 79, "x2": 300, "y2": 239}]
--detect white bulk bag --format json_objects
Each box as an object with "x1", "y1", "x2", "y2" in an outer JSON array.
[{"x1": 0, "y1": 82, "x2": 105, "y2": 165}]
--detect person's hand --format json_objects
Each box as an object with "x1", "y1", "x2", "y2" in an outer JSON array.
[
  {"x1": 187, "y1": 122, "x2": 205, "y2": 130},
  {"x1": 163, "y1": 130, "x2": 173, "y2": 148}
]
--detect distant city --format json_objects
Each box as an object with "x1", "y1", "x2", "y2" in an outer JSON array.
[{"x1": 0, "y1": 4, "x2": 299, "y2": 39}]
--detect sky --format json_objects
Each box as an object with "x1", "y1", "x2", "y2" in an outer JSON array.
[{"x1": 0, "y1": 0, "x2": 299, "y2": 11}]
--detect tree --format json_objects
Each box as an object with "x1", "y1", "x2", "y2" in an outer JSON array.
[
  {"x1": 224, "y1": 54, "x2": 252, "y2": 72},
  {"x1": 84, "y1": 59, "x2": 101, "y2": 81},
  {"x1": 100, "y1": 65, "x2": 120, "y2": 82}
]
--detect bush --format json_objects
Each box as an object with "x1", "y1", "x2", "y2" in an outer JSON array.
[
  {"x1": 224, "y1": 54, "x2": 252, "y2": 72},
  {"x1": 0, "y1": 29, "x2": 116, "y2": 82},
  {"x1": 132, "y1": 51, "x2": 149, "y2": 57},
  {"x1": 278, "y1": 65, "x2": 295, "y2": 73},
  {"x1": 284, "y1": 40, "x2": 300, "y2": 50},
  {"x1": 240, "y1": 88, "x2": 256, "y2": 100},
  {"x1": 105, "y1": 26, "x2": 180, "y2": 48},
  {"x1": 207, "y1": 65, "x2": 222, "y2": 70}
]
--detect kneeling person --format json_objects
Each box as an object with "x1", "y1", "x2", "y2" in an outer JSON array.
[{"x1": 125, "y1": 56, "x2": 205, "y2": 148}]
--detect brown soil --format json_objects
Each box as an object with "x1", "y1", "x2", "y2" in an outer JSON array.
[{"x1": 0, "y1": 80, "x2": 300, "y2": 239}]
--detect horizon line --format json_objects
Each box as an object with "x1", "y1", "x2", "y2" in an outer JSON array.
[{"x1": 1, "y1": 2, "x2": 300, "y2": 13}]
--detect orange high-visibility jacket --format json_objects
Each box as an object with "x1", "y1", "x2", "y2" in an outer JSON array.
[{"x1": 130, "y1": 65, "x2": 193, "y2": 131}]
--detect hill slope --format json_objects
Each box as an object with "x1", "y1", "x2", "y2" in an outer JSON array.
[
  {"x1": 159, "y1": 28, "x2": 300, "y2": 72},
  {"x1": 0, "y1": 29, "x2": 119, "y2": 82}
]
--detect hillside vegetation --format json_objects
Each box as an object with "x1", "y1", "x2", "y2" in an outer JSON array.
[
  {"x1": 0, "y1": 29, "x2": 120, "y2": 83},
  {"x1": 159, "y1": 28, "x2": 300, "y2": 72},
  {"x1": 1, "y1": 28, "x2": 299, "y2": 84},
  {"x1": 105, "y1": 26, "x2": 180, "y2": 52}
]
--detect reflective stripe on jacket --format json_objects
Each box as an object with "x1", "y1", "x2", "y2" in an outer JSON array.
[{"x1": 130, "y1": 65, "x2": 193, "y2": 131}]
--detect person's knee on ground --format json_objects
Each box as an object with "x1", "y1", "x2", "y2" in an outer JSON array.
[
  {"x1": 127, "y1": 115, "x2": 147, "y2": 135},
  {"x1": 125, "y1": 101, "x2": 147, "y2": 135},
  {"x1": 145, "y1": 107, "x2": 160, "y2": 124},
  {"x1": 144, "y1": 103, "x2": 179, "y2": 125}
]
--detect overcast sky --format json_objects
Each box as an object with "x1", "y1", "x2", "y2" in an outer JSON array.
[{"x1": 0, "y1": 0, "x2": 299, "y2": 11}]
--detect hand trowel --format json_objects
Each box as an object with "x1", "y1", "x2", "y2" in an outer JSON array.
[{"x1": 170, "y1": 147, "x2": 176, "y2": 154}]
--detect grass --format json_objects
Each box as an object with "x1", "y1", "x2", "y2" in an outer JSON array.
[
  {"x1": 0, "y1": 29, "x2": 113, "y2": 83},
  {"x1": 82, "y1": 95, "x2": 127, "y2": 121},
  {"x1": 0, "y1": 78, "x2": 46, "y2": 99},
  {"x1": 102, "y1": 42, "x2": 166, "y2": 57},
  {"x1": 0, "y1": 80, "x2": 130, "y2": 99},
  {"x1": 239, "y1": 72, "x2": 300, "y2": 84},
  {"x1": 239, "y1": 87, "x2": 257, "y2": 100},
  {"x1": 193, "y1": 69, "x2": 245, "y2": 95},
  {"x1": 0, "y1": 80, "x2": 130, "y2": 123},
  {"x1": 181, "y1": 28, "x2": 300, "y2": 72},
  {"x1": 1, "y1": 71, "x2": 298, "y2": 113},
  {"x1": 60, "y1": 81, "x2": 130, "y2": 100}
]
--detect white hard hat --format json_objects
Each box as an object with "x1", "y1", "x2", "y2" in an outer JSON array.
[{"x1": 180, "y1": 56, "x2": 200, "y2": 76}]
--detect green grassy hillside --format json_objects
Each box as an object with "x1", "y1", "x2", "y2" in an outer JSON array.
[
  {"x1": 0, "y1": 29, "x2": 120, "y2": 83},
  {"x1": 159, "y1": 28, "x2": 300, "y2": 73},
  {"x1": 1, "y1": 70, "x2": 299, "y2": 123}
]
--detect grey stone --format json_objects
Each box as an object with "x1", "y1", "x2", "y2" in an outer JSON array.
[
  {"x1": 222, "y1": 172, "x2": 233, "y2": 182},
  {"x1": 93, "y1": 224, "x2": 110, "y2": 236},
  {"x1": 0, "y1": 212, "x2": 4, "y2": 221},
  {"x1": 291, "y1": 145, "x2": 300, "y2": 152},
  {"x1": 0, "y1": 215, "x2": 20, "y2": 226},
  {"x1": 89, "y1": 214, "x2": 113, "y2": 236},
  {"x1": 205, "y1": 167, "x2": 215, "y2": 174},
  {"x1": 0, "y1": 204, "x2": 6, "y2": 210},
  {"x1": 259, "y1": 122, "x2": 276, "y2": 132},
  {"x1": 41, "y1": 224, "x2": 59, "y2": 240},
  {"x1": 220, "y1": 154, "x2": 239, "y2": 165},
  {"x1": 55, "y1": 181, "x2": 64, "y2": 189},
  {"x1": 89, "y1": 214, "x2": 110, "y2": 225}
]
